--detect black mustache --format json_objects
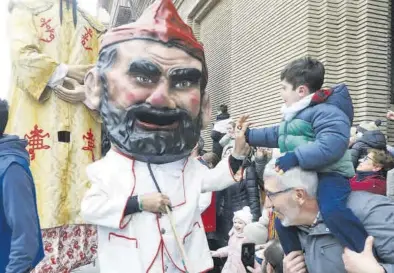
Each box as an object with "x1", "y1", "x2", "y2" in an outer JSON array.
[
  {"x1": 125, "y1": 103, "x2": 192, "y2": 126},
  {"x1": 125, "y1": 103, "x2": 190, "y2": 119}
]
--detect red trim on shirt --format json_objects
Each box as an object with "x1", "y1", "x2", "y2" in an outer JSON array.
[
  {"x1": 161, "y1": 242, "x2": 165, "y2": 273},
  {"x1": 146, "y1": 215, "x2": 165, "y2": 272},
  {"x1": 108, "y1": 232, "x2": 138, "y2": 248},
  {"x1": 163, "y1": 242, "x2": 187, "y2": 272},
  {"x1": 119, "y1": 159, "x2": 136, "y2": 229},
  {"x1": 112, "y1": 147, "x2": 135, "y2": 160},
  {"x1": 183, "y1": 222, "x2": 201, "y2": 244},
  {"x1": 147, "y1": 240, "x2": 164, "y2": 272}
]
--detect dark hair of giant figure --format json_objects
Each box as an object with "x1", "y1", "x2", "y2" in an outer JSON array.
[{"x1": 60, "y1": 0, "x2": 78, "y2": 27}]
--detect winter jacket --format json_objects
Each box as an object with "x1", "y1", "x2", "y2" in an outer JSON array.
[
  {"x1": 0, "y1": 135, "x2": 44, "y2": 273},
  {"x1": 247, "y1": 84, "x2": 355, "y2": 178},
  {"x1": 216, "y1": 113, "x2": 230, "y2": 121},
  {"x1": 254, "y1": 154, "x2": 270, "y2": 188},
  {"x1": 215, "y1": 232, "x2": 248, "y2": 273},
  {"x1": 350, "y1": 172, "x2": 386, "y2": 196},
  {"x1": 216, "y1": 163, "x2": 261, "y2": 245},
  {"x1": 350, "y1": 130, "x2": 386, "y2": 168},
  {"x1": 297, "y1": 191, "x2": 394, "y2": 273}
]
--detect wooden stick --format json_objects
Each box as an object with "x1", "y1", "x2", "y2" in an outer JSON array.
[{"x1": 165, "y1": 206, "x2": 193, "y2": 273}]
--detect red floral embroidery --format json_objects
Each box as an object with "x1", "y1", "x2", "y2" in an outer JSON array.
[
  {"x1": 44, "y1": 242, "x2": 54, "y2": 253},
  {"x1": 32, "y1": 225, "x2": 98, "y2": 273},
  {"x1": 24, "y1": 125, "x2": 50, "y2": 161},
  {"x1": 81, "y1": 27, "x2": 93, "y2": 51},
  {"x1": 82, "y1": 128, "x2": 96, "y2": 161},
  {"x1": 39, "y1": 18, "x2": 55, "y2": 43}
]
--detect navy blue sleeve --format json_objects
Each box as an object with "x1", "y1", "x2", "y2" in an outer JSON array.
[
  {"x1": 246, "y1": 125, "x2": 280, "y2": 148},
  {"x1": 3, "y1": 163, "x2": 40, "y2": 273},
  {"x1": 294, "y1": 105, "x2": 350, "y2": 169}
]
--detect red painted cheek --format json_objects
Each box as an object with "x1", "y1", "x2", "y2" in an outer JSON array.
[
  {"x1": 189, "y1": 95, "x2": 201, "y2": 116},
  {"x1": 125, "y1": 92, "x2": 135, "y2": 104}
]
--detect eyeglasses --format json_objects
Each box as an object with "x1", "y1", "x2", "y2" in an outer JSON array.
[
  {"x1": 360, "y1": 155, "x2": 375, "y2": 163},
  {"x1": 265, "y1": 187, "x2": 294, "y2": 201}
]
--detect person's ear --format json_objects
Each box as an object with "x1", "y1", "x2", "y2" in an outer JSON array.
[
  {"x1": 294, "y1": 188, "x2": 307, "y2": 205},
  {"x1": 372, "y1": 164, "x2": 383, "y2": 172},
  {"x1": 84, "y1": 67, "x2": 102, "y2": 110},
  {"x1": 201, "y1": 92, "x2": 212, "y2": 129},
  {"x1": 297, "y1": 85, "x2": 310, "y2": 97}
]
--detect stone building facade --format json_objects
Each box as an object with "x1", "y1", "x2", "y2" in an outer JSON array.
[{"x1": 109, "y1": 0, "x2": 394, "y2": 148}]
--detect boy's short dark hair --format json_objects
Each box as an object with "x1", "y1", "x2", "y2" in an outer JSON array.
[
  {"x1": 0, "y1": 100, "x2": 9, "y2": 136},
  {"x1": 280, "y1": 57, "x2": 325, "y2": 93}
]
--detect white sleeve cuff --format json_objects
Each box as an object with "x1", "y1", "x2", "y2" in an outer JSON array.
[{"x1": 47, "y1": 63, "x2": 68, "y2": 88}]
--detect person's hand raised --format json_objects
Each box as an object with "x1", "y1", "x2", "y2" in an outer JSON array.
[
  {"x1": 342, "y1": 236, "x2": 384, "y2": 273},
  {"x1": 232, "y1": 114, "x2": 251, "y2": 158}
]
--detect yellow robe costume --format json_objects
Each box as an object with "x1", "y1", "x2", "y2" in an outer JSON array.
[{"x1": 6, "y1": 0, "x2": 105, "y2": 229}]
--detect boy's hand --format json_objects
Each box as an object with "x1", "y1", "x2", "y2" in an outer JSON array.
[
  {"x1": 256, "y1": 147, "x2": 272, "y2": 159},
  {"x1": 275, "y1": 152, "x2": 299, "y2": 173}
]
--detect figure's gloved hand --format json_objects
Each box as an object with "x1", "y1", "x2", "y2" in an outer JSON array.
[
  {"x1": 139, "y1": 193, "x2": 172, "y2": 214},
  {"x1": 275, "y1": 152, "x2": 299, "y2": 173},
  {"x1": 54, "y1": 77, "x2": 86, "y2": 103}
]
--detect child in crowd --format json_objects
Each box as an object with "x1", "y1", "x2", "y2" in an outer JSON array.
[
  {"x1": 211, "y1": 207, "x2": 256, "y2": 273},
  {"x1": 243, "y1": 57, "x2": 368, "y2": 254}
]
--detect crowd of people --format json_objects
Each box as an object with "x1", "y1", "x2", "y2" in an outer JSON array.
[
  {"x1": 201, "y1": 59, "x2": 394, "y2": 273},
  {"x1": 1, "y1": 0, "x2": 394, "y2": 273}
]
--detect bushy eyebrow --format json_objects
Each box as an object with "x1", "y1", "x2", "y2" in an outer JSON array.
[
  {"x1": 169, "y1": 68, "x2": 202, "y2": 82},
  {"x1": 128, "y1": 60, "x2": 162, "y2": 77}
]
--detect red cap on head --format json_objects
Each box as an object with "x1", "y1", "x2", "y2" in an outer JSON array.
[
  {"x1": 101, "y1": 0, "x2": 207, "y2": 91},
  {"x1": 101, "y1": 0, "x2": 204, "y2": 61}
]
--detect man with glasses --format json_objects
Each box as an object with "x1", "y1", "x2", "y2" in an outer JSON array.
[{"x1": 262, "y1": 158, "x2": 394, "y2": 273}]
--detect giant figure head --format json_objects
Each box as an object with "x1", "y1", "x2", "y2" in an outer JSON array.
[{"x1": 85, "y1": 0, "x2": 211, "y2": 164}]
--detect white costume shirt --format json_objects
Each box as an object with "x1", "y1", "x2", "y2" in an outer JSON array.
[{"x1": 81, "y1": 149, "x2": 241, "y2": 273}]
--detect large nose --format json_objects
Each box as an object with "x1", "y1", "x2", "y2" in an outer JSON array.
[{"x1": 146, "y1": 81, "x2": 176, "y2": 109}]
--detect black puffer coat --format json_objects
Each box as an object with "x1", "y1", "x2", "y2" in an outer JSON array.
[
  {"x1": 215, "y1": 163, "x2": 261, "y2": 246},
  {"x1": 350, "y1": 130, "x2": 386, "y2": 168},
  {"x1": 211, "y1": 113, "x2": 230, "y2": 158}
]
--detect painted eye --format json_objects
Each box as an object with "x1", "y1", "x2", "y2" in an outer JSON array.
[
  {"x1": 175, "y1": 80, "x2": 192, "y2": 88},
  {"x1": 136, "y1": 76, "x2": 153, "y2": 84}
]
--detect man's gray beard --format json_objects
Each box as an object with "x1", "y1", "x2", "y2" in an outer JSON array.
[
  {"x1": 279, "y1": 206, "x2": 301, "y2": 227},
  {"x1": 99, "y1": 92, "x2": 202, "y2": 164}
]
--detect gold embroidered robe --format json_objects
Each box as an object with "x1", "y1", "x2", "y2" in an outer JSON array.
[{"x1": 6, "y1": 0, "x2": 105, "y2": 228}]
